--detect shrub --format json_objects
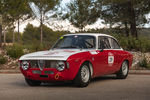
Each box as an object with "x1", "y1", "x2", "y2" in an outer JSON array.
[
  {"x1": 113, "y1": 34, "x2": 150, "y2": 52},
  {"x1": 138, "y1": 55, "x2": 150, "y2": 69},
  {"x1": 0, "y1": 55, "x2": 7, "y2": 64},
  {"x1": 6, "y1": 44, "x2": 24, "y2": 59},
  {"x1": 24, "y1": 42, "x2": 45, "y2": 52},
  {"x1": 139, "y1": 57, "x2": 147, "y2": 68},
  {"x1": 147, "y1": 63, "x2": 150, "y2": 69}
]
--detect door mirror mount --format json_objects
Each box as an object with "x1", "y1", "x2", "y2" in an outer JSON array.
[{"x1": 100, "y1": 48, "x2": 104, "y2": 52}]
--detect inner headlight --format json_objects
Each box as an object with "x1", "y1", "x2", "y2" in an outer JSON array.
[
  {"x1": 21, "y1": 61, "x2": 29, "y2": 70},
  {"x1": 56, "y1": 61, "x2": 65, "y2": 71}
]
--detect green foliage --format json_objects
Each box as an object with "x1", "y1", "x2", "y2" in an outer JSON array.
[
  {"x1": 63, "y1": 0, "x2": 99, "y2": 29},
  {"x1": 139, "y1": 57, "x2": 147, "y2": 68},
  {"x1": 62, "y1": 0, "x2": 150, "y2": 37},
  {"x1": 30, "y1": 0, "x2": 60, "y2": 44},
  {"x1": 4, "y1": 29, "x2": 21, "y2": 43},
  {"x1": 31, "y1": 0, "x2": 60, "y2": 12},
  {"x1": 22, "y1": 24, "x2": 69, "y2": 52},
  {"x1": 0, "y1": 55, "x2": 7, "y2": 64},
  {"x1": 114, "y1": 35, "x2": 150, "y2": 52},
  {"x1": 6, "y1": 44, "x2": 24, "y2": 59},
  {"x1": 147, "y1": 63, "x2": 150, "y2": 69},
  {"x1": 138, "y1": 55, "x2": 150, "y2": 69}
]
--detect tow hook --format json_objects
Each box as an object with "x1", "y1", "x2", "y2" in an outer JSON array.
[{"x1": 55, "y1": 73, "x2": 60, "y2": 80}]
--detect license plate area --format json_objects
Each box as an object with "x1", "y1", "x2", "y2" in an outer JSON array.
[{"x1": 39, "y1": 75, "x2": 48, "y2": 78}]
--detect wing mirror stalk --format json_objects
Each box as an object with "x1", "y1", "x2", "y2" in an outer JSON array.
[{"x1": 100, "y1": 48, "x2": 104, "y2": 52}]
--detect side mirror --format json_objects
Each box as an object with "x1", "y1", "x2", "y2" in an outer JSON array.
[
  {"x1": 99, "y1": 45, "x2": 104, "y2": 52},
  {"x1": 100, "y1": 48, "x2": 104, "y2": 52}
]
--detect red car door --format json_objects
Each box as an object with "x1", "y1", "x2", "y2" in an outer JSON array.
[
  {"x1": 106, "y1": 37, "x2": 123, "y2": 73},
  {"x1": 106, "y1": 50, "x2": 118, "y2": 73},
  {"x1": 93, "y1": 50, "x2": 108, "y2": 76},
  {"x1": 94, "y1": 36, "x2": 112, "y2": 76}
]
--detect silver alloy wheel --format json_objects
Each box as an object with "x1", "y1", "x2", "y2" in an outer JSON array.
[
  {"x1": 122, "y1": 62, "x2": 128, "y2": 76},
  {"x1": 81, "y1": 65, "x2": 90, "y2": 83}
]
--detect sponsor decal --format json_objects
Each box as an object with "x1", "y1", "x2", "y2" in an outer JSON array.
[
  {"x1": 60, "y1": 36, "x2": 64, "y2": 39},
  {"x1": 108, "y1": 52, "x2": 114, "y2": 66}
]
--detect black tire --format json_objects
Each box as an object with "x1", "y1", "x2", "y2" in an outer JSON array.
[
  {"x1": 25, "y1": 78, "x2": 41, "y2": 86},
  {"x1": 74, "y1": 62, "x2": 91, "y2": 87},
  {"x1": 116, "y1": 61, "x2": 129, "y2": 79}
]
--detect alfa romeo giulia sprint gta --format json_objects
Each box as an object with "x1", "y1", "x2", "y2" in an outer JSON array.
[{"x1": 19, "y1": 33, "x2": 133, "y2": 87}]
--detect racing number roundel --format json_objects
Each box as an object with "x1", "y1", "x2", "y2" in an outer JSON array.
[{"x1": 108, "y1": 52, "x2": 114, "y2": 66}]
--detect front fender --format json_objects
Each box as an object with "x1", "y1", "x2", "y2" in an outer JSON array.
[{"x1": 67, "y1": 52, "x2": 94, "y2": 80}]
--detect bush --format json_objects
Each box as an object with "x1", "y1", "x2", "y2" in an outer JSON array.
[
  {"x1": 139, "y1": 57, "x2": 147, "y2": 68},
  {"x1": 147, "y1": 63, "x2": 150, "y2": 69},
  {"x1": 24, "y1": 42, "x2": 45, "y2": 52},
  {"x1": 6, "y1": 44, "x2": 24, "y2": 59},
  {"x1": 0, "y1": 55, "x2": 7, "y2": 64},
  {"x1": 113, "y1": 34, "x2": 150, "y2": 52},
  {"x1": 138, "y1": 55, "x2": 150, "y2": 69}
]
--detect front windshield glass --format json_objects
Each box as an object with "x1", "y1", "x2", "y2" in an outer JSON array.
[{"x1": 52, "y1": 35, "x2": 96, "y2": 49}]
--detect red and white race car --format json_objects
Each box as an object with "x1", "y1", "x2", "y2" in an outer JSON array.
[{"x1": 19, "y1": 33, "x2": 133, "y2": 87}]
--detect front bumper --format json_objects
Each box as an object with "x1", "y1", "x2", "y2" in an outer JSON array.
[{"x1": 20, "y1": 68, "x2": 74, "y2": 81}]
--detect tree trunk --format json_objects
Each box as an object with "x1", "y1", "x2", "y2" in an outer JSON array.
[
  {"x1": 40, "y1": 12, "x2": 43, "y2": 44},
  {"x1": 18, "y1": 19, "x2": 20, "y2": 42},
  {"x1": 13, "y1": 32, "x2": 15, "y2": 44},
  {"x1": 129, "y1": 0, "x2": 138, "y2": 38},
  {"x1": 124, "y1": 22, "x2": 129, "y2": 37},
  {"x1": 0, "y1": 24, "x2": 2, "y2": 47},
  {"x1": 3, "y1": 31, "x2": 6, "y2": 44}
]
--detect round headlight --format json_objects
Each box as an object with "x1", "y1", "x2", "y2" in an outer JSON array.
[
  {"x1": 21, "y1": 61, "x2": 29, "y2": 70},
  {"x1": 56, "y1": 61, "x2": 65, "y2": 71}
]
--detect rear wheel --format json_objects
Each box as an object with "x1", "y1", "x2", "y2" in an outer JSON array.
[
  {"x1": 116, "y1": 61, "x2": 129, "y2": 79},
  {"x1": 25, "y1": 78, "x2": 41, "y2": 86},
  {"x1": 74, "y1": 62, "x2": 91, "y2": 87}
]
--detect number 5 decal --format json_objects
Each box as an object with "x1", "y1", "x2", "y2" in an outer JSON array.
[{"x1": 108, "y1": 52, "x2": 114, "y2": 66}]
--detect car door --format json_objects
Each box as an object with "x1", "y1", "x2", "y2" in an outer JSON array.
[
  {"x1": 94, "y1": 36, "x2": 111, "y2": 76},
  {"x1": 108, "y1": 37, "x2": 123, "y2": 72}
]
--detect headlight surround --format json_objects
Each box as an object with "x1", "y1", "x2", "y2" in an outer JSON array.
[
  {"x1": 21, "y1": 61, "x2": 29, "y2": 70},
  {"x1": 56, "y1": 61, "x2": 65, "y2": 71}
]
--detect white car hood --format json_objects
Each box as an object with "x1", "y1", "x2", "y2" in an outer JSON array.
[{"x1": 19, "y1": 49, "x2": 86, "y2": 61}]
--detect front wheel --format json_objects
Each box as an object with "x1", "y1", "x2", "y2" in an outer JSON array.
[
  {"x1": 74, "y1": 62, "x2": 91, "y2": 87},
  {"x1": 116, "y1": 61, "x2": 129, "y2": 79},
  {"x1": 25, "y1": 78, "x2": 41, "y2": 86}
]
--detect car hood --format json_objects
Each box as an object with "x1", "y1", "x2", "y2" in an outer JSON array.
[{"x1": 19, "y1": 49, "x2": 86, "y2": 61}]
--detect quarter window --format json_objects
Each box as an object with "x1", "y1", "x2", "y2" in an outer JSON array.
[
  {"x1": 109, "y1": 38, "x2": 121, "y2": 49},
  {"x1": 98, "y1": 37, "x2": 111, "y2": 49}
]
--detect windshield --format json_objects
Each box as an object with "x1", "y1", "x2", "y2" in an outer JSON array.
[{"x1": 52, "y1": 35, "x2": 96, "y2": 49}]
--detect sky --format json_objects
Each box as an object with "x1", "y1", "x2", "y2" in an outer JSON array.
[{"x1": 15, "y1": 0, "x2": 150, "y2": 33}]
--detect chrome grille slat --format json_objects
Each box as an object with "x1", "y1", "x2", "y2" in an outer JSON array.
[{"x1": 29, "y1": 60, "x2": 57, "y2": 69}]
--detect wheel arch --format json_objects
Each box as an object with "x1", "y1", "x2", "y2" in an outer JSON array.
[
  {"x1": 124, "y1": 59, "x2": 129, "y2": 67},
  {"x1": 121, "y1": 58, "x2": 131, "y2": 69},
  {"x1": 81, "y1": 60, "x2": 94, "y2": 77}
]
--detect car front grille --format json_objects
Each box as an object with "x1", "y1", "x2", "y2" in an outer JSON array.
[{"x1": 29, "y1": 60, "x2": 57, "y2": 69}]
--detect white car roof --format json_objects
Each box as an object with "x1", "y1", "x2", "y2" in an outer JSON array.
[{"x1": 63, "y1": 33, "x2": 114, "y2": 38}]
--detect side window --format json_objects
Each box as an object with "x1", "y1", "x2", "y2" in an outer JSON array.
[
  {"x1": 109, "y1": 38, "x2": 121, "y2": 49},
  {"x1": 98, "y1": 36, "x2": 111, "y2": 49}
]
